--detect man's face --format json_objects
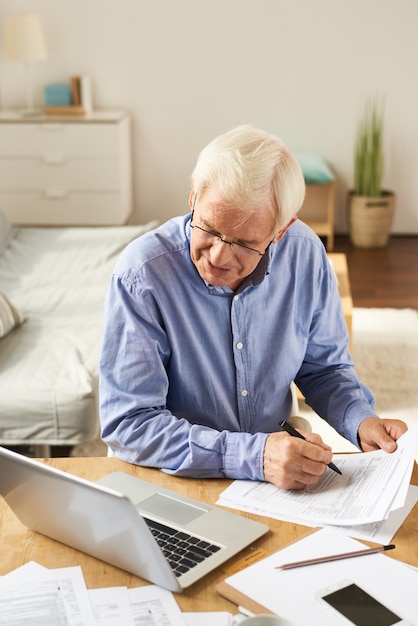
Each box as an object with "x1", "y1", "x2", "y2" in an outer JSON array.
[{"x1": 189, "y1": 188, "x2": 278, "y2": 291}]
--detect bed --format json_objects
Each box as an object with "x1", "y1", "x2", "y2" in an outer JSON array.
[{"x1": 0, "y1": 210, "x2": 158, "y2": 456}]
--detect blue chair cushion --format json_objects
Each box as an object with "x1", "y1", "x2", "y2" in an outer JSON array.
[{"x1": 295, "y1": 153, "x2": 334, "y2": 184}]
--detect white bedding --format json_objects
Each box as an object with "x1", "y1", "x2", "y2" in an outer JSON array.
[{"x1": 0, "y1": 220, "x2": 158, "y2": 449}]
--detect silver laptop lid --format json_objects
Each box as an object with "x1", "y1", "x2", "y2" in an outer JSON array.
[
  {"x1": 0, "y1": 446, "x2": 268, "y2": 591},
  {"x1": 0, "y1": 446, "x2": 181, "y2": 590}
]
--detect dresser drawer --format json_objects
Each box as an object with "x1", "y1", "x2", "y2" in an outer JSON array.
[
  {"x1": 0, "y1": 192, "x2": 131, "y2": 226},
  {"x1": 1, "y1": 159, "x2": 119, "y2": 190},
  {"x1": 0, "y1": 122, "x2": 121, "y2": 157},
  {"x1": 0, "y1": 111, "x2": 132, "y2": 225}
]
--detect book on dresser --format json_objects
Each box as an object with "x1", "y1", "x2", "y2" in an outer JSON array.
[{"x1": 69, "y1": 74, "x2": 93, "y2": 113}]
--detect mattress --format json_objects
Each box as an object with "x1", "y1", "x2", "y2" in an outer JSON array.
[{"x1": 0, "y1": 220, "x2": 158, "y2": 447}]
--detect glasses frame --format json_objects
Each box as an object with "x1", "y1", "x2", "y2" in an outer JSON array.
[{"x1": 190, "y1": 210, "x2": 275, "y2": 258}]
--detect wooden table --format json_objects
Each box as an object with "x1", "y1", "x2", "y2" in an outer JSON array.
[{"x1": 0, "y1": 457, "x2": 417, "y2": 613}]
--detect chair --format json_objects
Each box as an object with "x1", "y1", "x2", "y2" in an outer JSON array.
[{"x1": 295, "y1": 153, "x2": 335, "y2": 251}]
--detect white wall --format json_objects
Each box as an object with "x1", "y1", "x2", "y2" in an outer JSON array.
[{"x1": 1, "y1": 0, "x2": 417, "y2": 233}]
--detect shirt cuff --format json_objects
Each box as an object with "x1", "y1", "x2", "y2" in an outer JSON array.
[
  {"x1": 224, "y1": 431, "x2": 269, "y2": 481},
  {"x1": 343, "y1": 404, "x2": 379, "y2": 447}
]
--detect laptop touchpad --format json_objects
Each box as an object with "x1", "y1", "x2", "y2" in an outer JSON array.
[{"x1": 138, "y1": 493, "x2": 208, "y2": 525}]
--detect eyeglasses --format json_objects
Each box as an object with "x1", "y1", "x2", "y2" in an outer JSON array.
[{"x1": 190, "y1": 214, "x2": 270, "y2": 258}]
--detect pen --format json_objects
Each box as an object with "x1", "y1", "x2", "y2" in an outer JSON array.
[
  {"x1": 275, "y1": 544, "x2": 396, "y2": 570},
  {"x1": 279, "y1": 419, "x2": 342, "y2": 475}
]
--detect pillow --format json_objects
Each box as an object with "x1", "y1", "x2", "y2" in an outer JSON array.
[
  {"x1": 294, "y1": 153, "x2": 335, "y2": 184},
  {"x1": 0, "y1": 292, "x2": 24, "y2": 339},
  {"x1": 0, "y1": 209, "x2": 12, "y2": 255}
]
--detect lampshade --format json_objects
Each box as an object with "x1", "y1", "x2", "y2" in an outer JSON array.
[{"x1": 3, "y1": 13, "x2": 47, "y2": 62}]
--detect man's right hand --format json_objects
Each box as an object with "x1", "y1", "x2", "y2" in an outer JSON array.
[{"x1": 263, "y1": 430, "x2": 333, "y2": 489}]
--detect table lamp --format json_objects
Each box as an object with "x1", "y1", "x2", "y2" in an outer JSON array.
[{"x1": 3, "y1": 13, "x2": 48, "y2": 116}]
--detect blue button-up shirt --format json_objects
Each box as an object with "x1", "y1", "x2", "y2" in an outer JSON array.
[{"x1": 99, "y1": 215, "x2": 376, "y2": 480}]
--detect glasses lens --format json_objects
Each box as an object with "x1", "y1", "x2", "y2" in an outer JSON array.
[
  {"x1": 191, "y1": 224, "x2": 261, "y2": 257},
  {"x1": 230, "y1": 242, "x2": 260, "y2": 257}
]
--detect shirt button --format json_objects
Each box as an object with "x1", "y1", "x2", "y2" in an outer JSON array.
[
  {"x1": 233, "y1": 295, "x2": 239, "y2": 301},
  {"x1": 236, "y1": 342, "x2": 243, "y2": 350},
  {"x1": 241, "y1": 389, "x2": 248, "y2": 397}
]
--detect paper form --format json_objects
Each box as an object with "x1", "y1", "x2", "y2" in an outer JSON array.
[
  {"x1": 89, "y1": 587, "x2": 135, "y2": 625},
  {"x1": 128, "y1": 585, "x2": 188, "y2": 625},
  {"x1": 222, "y1": 527, "x2": 418, "y2": 625},
  {"x1": 0, "y1": 565, "x2": 96, "y2": 625},
  {"x1": 0, "y1": 564, "x2": 187, "y2": 625},
  {"x1": 0, "y1": 560, "x2": 46, "y2": 581},
  {"x1": 216, "y1": 482, "x2": 418, "y2": 542},
  {"x1": 218, "y1": 428, "x2": 416, "y2": 526},
  {"x1": 89, "y1": 584, "x2": 188, "y2": 625},
  {"x1": 327, "y1": 483, "x2": 418, "y2": 543}
]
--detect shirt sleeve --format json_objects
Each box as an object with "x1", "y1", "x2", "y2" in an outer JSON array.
[
  {"x1": 295, "y1": 253, "x2": 378, "y2": 446},
  {"x1": 99, "y1": 273, "x2": 268, "y2": 480}
]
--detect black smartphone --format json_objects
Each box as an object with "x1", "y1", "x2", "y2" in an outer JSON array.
[{"x1": 316, "y1": 580, "x2": 410, "y2": 626}]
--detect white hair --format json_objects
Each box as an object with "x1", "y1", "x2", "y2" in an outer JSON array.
[{"x1": 191, "y1": 125, "x2": 305, "y2": 228}]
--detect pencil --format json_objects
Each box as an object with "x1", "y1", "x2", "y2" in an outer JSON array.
[
  {"x1": 279, "y1": 419, "x2": 342, "y2": 475},
  {"x1": 275, "y1": 544, "x2": 396, "y2": 570}
]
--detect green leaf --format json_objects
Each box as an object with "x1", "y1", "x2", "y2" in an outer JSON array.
[{"x1": 354, "y1": 99, "x2": 384, "y2": 197}]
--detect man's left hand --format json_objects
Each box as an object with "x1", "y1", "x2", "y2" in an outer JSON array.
[{"x1": 358, "y1": 417, "x2": 408, "y2": 453}]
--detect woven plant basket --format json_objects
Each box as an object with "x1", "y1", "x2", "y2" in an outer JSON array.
[{"x1": 348, "y1": 191, "x2": 395, "y2": 248}]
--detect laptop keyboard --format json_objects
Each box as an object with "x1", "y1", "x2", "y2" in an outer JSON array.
[{"x1": 144, "y1": 517, "x2": 221, "y2": 577}]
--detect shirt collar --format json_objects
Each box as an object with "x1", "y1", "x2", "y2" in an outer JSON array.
[{"x1": 235, "y1": 250, "x2": 270, "y2": 293}]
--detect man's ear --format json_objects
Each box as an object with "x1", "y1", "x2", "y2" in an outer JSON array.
[{"x1": 273, "y1": 216, "x2": 298, "y2": 243}]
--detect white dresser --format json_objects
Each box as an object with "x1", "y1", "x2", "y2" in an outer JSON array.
[{"x1": 0, "y1": 110, "x2": 132, "y2": 225}]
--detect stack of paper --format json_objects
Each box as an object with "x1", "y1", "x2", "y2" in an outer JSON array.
[
  {"x1": 217, "y1": 428, "x2": 418, "y2": 542},
  {"x1": 0, "y1": 561, "x2": 231, "y2": 625},
  {"x1": 0, "y1": 562, "x2": 185, "y2": 625}
]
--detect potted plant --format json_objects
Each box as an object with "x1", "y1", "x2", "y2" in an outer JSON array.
[{"x1": 348, "y1": 100, "x2": 395, "y2": 248}]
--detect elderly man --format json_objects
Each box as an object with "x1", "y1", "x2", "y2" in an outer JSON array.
[{"x1": 99, "y1": 125, "x2": 407, "y2": 489}]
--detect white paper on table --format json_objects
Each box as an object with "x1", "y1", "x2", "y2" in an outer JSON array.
[
  {"x1": 223, "y1": 527, "x2": 418, "y2": 625},
  {"x1": 183, "y1": 612, "x2": 232, "y2": 625},
  {"x1": 388, "y1": 428, "x2": 416, "y2": 510},
  {"x1": 327, "y1": 483, "x2": 418, "y2": 543},
  {"x1": 128, "y1": 585, "x2": 187, "y2": 625},
  {"x1": 89, "y1": 586, "x2": 135, "y2": 625},
  {"x1": 218, "y1": 428, "x2": 416, "y2": 526},
  {"x1": 222, "y1": 482, "x2": 418, "y2": 543},
  {"x1": 0, "y1": 560, "x2": 48, "y2": 581},
  {"x1": 0, "y1": 565, "x2": 97, "y2": 625}
]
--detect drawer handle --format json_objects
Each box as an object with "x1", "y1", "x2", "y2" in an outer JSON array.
[
  {"x1": 41, "y1": 124, "x2": 65, "y2": 132},
  {"x1": 43, "y1": 155, "x2": 67, "y2": 165},
  {"x1": 44, "y1": 188, "x2": 68, "y2": 199}
]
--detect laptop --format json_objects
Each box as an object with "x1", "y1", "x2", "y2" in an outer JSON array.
[{"x1": 0, "y1": 446, "x2": 268, "y2": 592}]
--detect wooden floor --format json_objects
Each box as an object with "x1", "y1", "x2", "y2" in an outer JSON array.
[{"x1": 332, "y1": 235, "x2": 418, "y2": 309}]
